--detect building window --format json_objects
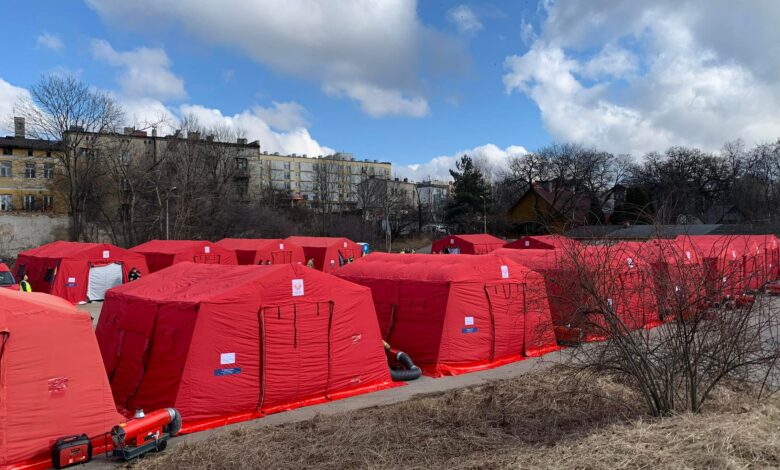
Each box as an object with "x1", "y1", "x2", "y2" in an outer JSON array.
[
  {"x1": 43, "y1": 195, "x2": 53, "y2": 211},
  {"x1": 2, "y1": 148, "x2": 10, "y2": 156},
  {"x1": 23, "y1": 195, "x2": 35, "y2": 211},
  {"x1": 121, "y1": 151, "x2": 130, "y2": 165},
  {"x1": 0, "y1": 161, "x2": 11, "y2": 177},
  {"x1": 0, "y1": 195, "x2": 12, "y2": 211},
  {"x1": 236, "y1": 180, "x2": 249, "y2": 197},
  {"x1": 46, "y1": 150, "x2": 51, "y2": 157},
  {"x1": 120, "y1": 177, "x2": 129, "y2": 192},
  {"x1": 24, "y1": 163, "x2": 36, "y2": 178},
  {"x1": 27, "y1": 150, "x2": 33, "y2": 156},
  {"x1": 44, "y1": 163, "x2": 54, "y2": 179},
  {"x1": 235, "y1": 158, "x2": 248, "y2": 171}
]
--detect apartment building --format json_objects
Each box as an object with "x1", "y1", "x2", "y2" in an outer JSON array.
[
  {"x1": 259, "y1": 151, "x2": 392, "y2": 210},
  {"x1": 416, "y1": 180, "x2": 452, "y2": 222},
  {"x1": 0, "y1": 118, "x2": 64, "y2": 213}
]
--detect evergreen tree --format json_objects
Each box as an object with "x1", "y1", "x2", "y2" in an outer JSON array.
[{"x1": 446, "y1": 155, "x2": 491, "y2": 232}]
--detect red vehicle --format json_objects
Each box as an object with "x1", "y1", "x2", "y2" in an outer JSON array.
[{"x1": 0, "y1": 262, "x2": 18, "y2": 290}]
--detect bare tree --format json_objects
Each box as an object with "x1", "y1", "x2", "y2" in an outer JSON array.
[
  {"x1": 15, "y1": 75, "x2": 124, "y2": 240},
  {"x1": 546, "y1": 234, "x2": 780, "y2": 415}
]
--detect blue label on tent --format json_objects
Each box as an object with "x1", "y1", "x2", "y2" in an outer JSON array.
[
  {"x1": 214, "y1": 367, "x2": 241, "y2": 376},
  {"x1": 461, "y1": 327, "x2": 478, "y2": 334},
  {"x1": 66, "y1": 283, "x2": 76, "y2": 287}
]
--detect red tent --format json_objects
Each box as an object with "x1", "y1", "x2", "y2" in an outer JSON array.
[
  {"x1": 678, "y1": 235, "x2": 747, "y2": 300},
  {"x1": 95, "y1": 262, "x2": 392, "y2": 432},
  {"x1": 494, "y1": 245, "x2": 658, "y2": 342},
  {"x1": 216, "y1": 238, "x2": 305, "y2": 265},
  {"x1": 131, "y1": 240, "x2": 238, "y2": 273},
  {"x1": 284, "y1": 236, "x2": 363, "y2": 273},
  {"x1": 431, "y1": 234, "x2": 506, "y2": 254},
  {"x1": 636, "y1": 238, "x2": 706, "y2": 318},
  {"x1": 504, "y1": 235, "x2": 579, "y2": 250},
  {"x1": 334, "y1": 253, "x2": 559, "y2": 376},
  {"x1": 0, "y1": 289, "x2": 122, "y2": 469},
  {"x1": 15, "y1": 241, "x2": 149, "y2": 304}
]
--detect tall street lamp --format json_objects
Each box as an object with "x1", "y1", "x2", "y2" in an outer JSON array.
[{"x1": 480, "y1": 195, "x2": 487, "y2": 233}]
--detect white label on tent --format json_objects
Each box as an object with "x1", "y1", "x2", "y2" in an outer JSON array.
[
  {"x1": 500, "y1": 265, "x2": 509, "y2": 279},
  {"x1": 279, "y1": 243, "x2": 284, "y2": 250},
  {"x1": 626, "y1": 257, "x2": 635, "y2": 269},
  {"x1": 102, "y1": 250, "x2": 110, "y2": 259},
  {"x1": 343, "y1": 241, "x2": 348, "y2": 248},
  {"x1": 674, "y1": 285, "x2": 680, "y2": 292},
  {"x1": 686, "y1": 251, "x2": 692, "y2": 260},
  {"x1": 465, "y1": 316, "x2": 474, "y2": 326},
  {"x1": 607, "y1": 298, "x2": 613, "y2": 306},
  {"x1": 205, "y1": 246, "x2": 211, "y2": 254},
  {"x1": 450, "y1": 238, "x2": 455, "y2": 244},
  {"x1": 292, "y1": 279, "x2": 304, "y2": 296},
  {"x1": 220, "y1": 353, "x2": 235, "y2": 365},
  {"x1": 68, "y1": 277, "x2": 76, "y2": 283},
  {"x1": 723, "y1": 276, "x2": 728, "y2": 284},
  {"x1": 330, "y1": 260, "x2": 335, "y2": 266},
  {"x1": 524, "y1": 240, "x2": 530, "y2": 247},
  {"x1": 732, "y1": 250, "x2": 737, "y2": 258}
]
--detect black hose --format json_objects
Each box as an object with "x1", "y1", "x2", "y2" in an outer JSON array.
[
  {"x1": 389, "y1": 350, "x2": 421, "y2": 381},
  {"x1": 163, "y1": 408, "x2": 182, "y2": 437}
]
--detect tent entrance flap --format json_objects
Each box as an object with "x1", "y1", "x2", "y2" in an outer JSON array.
[
  {"x1": 271, "y1": 251, "x2": 292, "y2": 264},
  {"x1": 259, "y1": 301, "x2": 333, "y2": 410},
  {"x1": 87, "y1": 262, "x2": 123, "y2": 301},
  {"x1": 484, "y1": 283, "x2": 526, "y2": 361},
  {"x1": 193, "y1": 254, "x2": 222, "y2": 264}
]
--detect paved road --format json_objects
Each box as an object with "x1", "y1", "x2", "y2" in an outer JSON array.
[{"x1": 79, "y1": 298, "x2": 564, "y2": 468}]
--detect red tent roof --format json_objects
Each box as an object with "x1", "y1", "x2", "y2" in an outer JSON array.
[
  {"x1": 504, "y1": 235, "x2": 580, "y2": 250},
  {"x1": 0, "y1": 289, "x2": 122, "y2": 467},
  {"x1": 96, "y1": 262, "x2": 392, "y2": 429},
  {"x1": 131, "y1": 240, "x2": 238, "y2": 272},
  {"x1": 431, "y1": 234, "x2": 505, "y2": 254},
  {"x1": 216, "y1": 238, "x2": 305, "y2": 265}
]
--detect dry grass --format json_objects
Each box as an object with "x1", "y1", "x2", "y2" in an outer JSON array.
[{"x1": 132, "y1": 367, "x2": 780, "y2": 470}]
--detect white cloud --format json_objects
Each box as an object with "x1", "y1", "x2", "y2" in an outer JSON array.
[
  {"x1": 447, "y1": 5, "x2": 483, "y2": 35},
  {"x1": 396, "y1": 144, "x2": 528, "y2": 182},
  {"x1": 251, "y1": 101, "x2": 309, "y2": 132},
  {"x1": 36, "y1": 32, "x2": 64, "y2": 52},
  {"x1": 222, "y1": 69, "x2": 235, "y2": 83},
  {"x1": 324, "y1": 81, "x2": 430, "y2": 118},
  {"x1": 503, "y1": 1, "x2": 780, "y2": 155},
  {"x1": 179, "y1": 104, "x2": 334, "y2": 157},
  {"x1": 0, "y1": 78, "x2": 31, "y2": 135},
  {"x1": 85, "y1": 0, "x2": 463, "y2": 118},
  {"x1": 91, "y1": 39, "x2": 186, "y2": 101}
]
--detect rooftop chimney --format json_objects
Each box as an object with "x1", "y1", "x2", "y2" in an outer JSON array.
[
  {"x1": 152, "y1": 128, "x2": 158, "y2": 137},
  {"x1": 13, "y1": 117, "x2": 25, "y2": 138},
  {"x1": 206, "y1": 135, "x2": 214, "y2": 142},
  {"x1": 237, "y1": 137, "x2": 247, "y2": 145},
  {"x1": 188, "y1": 131, "x2": 200, "y2": 140},
  {"x1": 124, "y1": 127, "x2": 134, "y2": 135}
]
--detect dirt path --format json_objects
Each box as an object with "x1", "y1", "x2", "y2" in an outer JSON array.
[{"x1": 83, "y1": 350, "x2": 566, "y2": 468}]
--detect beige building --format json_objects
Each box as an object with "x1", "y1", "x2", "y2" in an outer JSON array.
[
  {"x1": 260, "y1": 151, "x2": 392, "y2": 210},
  {"x1": 0, "y1": 118, "x2": 64, "y2": 214},
  {"x1": 68, "y1": 127, "x2": 392, "y2": 211}
]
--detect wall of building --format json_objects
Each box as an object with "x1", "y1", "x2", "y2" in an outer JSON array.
[
  {"x1": 0, "y1": 146, "x2": 65, "y2": 213},
  {"x1": 0, "y1": 213, "x2": 70, "y2": 258}
]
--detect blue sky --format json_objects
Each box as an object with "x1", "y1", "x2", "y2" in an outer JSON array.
[{"x1": 2, "y1": 1, "x2": 780, "y2": 180}]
